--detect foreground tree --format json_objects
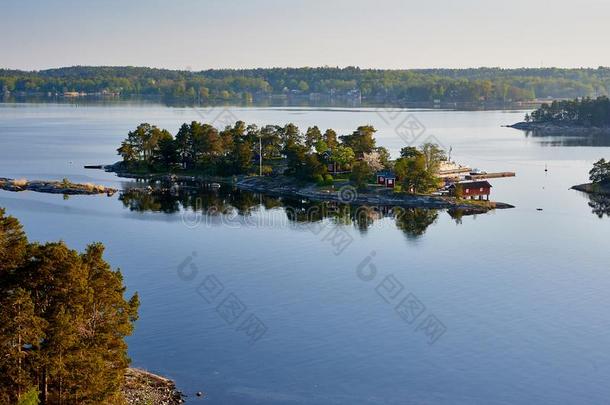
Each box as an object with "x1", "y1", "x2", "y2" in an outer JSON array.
[{"x1": 0, "y1": 209, "x2": 139, "y2": 404}]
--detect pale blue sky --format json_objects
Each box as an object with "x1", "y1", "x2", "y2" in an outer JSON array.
[{"x1": 2, "y1": 0, "x2": 609, "y2": 70}]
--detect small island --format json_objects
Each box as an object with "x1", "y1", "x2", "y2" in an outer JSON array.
[
  {"x1": 107, "y1": 120, "x2": 514, "y2": 212},
  {"x1": 510, "y1": 96, "x2": 610, "y2": 132},
  {"x1": 0, "y1": 177, "x2": 116, "y2": 195},
  {"x1": 572, "y1": 158, "x2": 610, "y2": 195}
]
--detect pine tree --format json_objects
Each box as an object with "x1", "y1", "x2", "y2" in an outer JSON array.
[
  {"x1": 0, "y1": 289, "x2": 46, "y2": 403},
  {"x1": 0, "y1": 210, "x2": 139, "y2": 404}
]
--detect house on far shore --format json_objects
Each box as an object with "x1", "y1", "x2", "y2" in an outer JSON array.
[
  {"x1": 376, "y1": 170, "x2": 396, "y2": 188},
  {"x1": 449, "y1": 180, "x2": 492, "y2": 200}
]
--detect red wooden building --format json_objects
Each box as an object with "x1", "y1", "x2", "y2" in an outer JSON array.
[
  {"x1": 449, "y1": 181, "x2": 492, "y2": 200},
  {"x1": 376, "y1": 171, "x2": 396, "y2": 188}
]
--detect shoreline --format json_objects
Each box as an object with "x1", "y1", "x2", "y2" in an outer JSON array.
[
  {"x1": 123, "y1": 368, "x2": 185, "y2": 404},
  {"x1": 0, "y1": 177, "x2": 117, "y2": 195},
  {"x1": 107, "y1": 166, "x2": 514, "y2": 213},
  {"x1": 508, "y1": 121, "x2": 610, "y2": 133},
  {"x1": 235, "y1": 176, "x2": 514, "y2": 212},
  {"x1": 0, "y1": 168, "x2": 515, "y2": 213}
]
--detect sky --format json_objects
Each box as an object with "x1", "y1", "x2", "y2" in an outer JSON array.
[{"x1": 2, "y1": 0, "x2": 610, "y2": 71}]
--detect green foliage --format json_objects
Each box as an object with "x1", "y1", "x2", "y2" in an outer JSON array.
[
  {"x1": 394, "y1": 144, "x2": 443, "y2": 194},
  {"x1": 323, "y1": 129, "x2": 338, "y2": 150},
  {"x1": 529, "y1": 96, "x2": 610, "y2": 127},
  {"x1": 350, "y1": 161, "x2": 373, "y2": 190},
  {"x1": 115, "y1": 119, "x2": 448, "y2": 196},
  {"x1": 331, "y1": 145, "x2": 356, "y2": 167},
  {"x1": 0, "y1": 207, "x2": 27, "y2": 274},
  {"x1": 284, "y1": 143, "x2": 325, "y2": 180},
  {"x1": 452, "y1": 183, "x2": 464, "y2": 199},
  {"x1": 399, "y1": 146, "x2": 422, "y2": 159},
  {"x1": 324, "y1": 174, "x2": 334, "y2": 186},
  {"x1": 0, "y1": 210, "x2": 139, "y2": 404},
  {"x1": 17, "y1": 387, "x2": 39, "y2": 405},
  {"x1": 589, "y1": 158, "x2": 610, "y2": 184},
  {"x1": 305, "y1": 126, "x2": 322, "y2": 150},
  {"x1": 118, "y1": 123, "x2": 176, "y2": 169},
  {"x1": 340, "y1": 125, "x2": 376, "y2": 157},
  {"x1": 420, "y1": 142, "x2": 447, "y2": 173}
]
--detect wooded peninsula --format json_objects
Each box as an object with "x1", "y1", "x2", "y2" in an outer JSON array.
[{"x1": 511, "y1": 96, "x2": 610, "y2": 131}]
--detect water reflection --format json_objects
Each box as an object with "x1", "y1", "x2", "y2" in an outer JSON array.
[
  {"x1": 522, "y1": 130, "x2": 610, "y2": 147},
  {"x1": 117, "y1": 181, "x2": 481, "y2": 238},
  {"x1": 587, "y1": 193, "x2": 610, "y2": 218}
]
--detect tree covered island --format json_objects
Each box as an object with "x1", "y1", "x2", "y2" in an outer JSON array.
[
  {"x1": 111, "y1": 120, "x2": 512, "y2": 211},
  {"x1": 511, "y1": 96, "x2": 610, "y2": 131},
  {"x1": 570, "y1": 158, "x2": 610, "y2": 218},
  {"x1": 572, "y1": 158, "x2": 610, "y2": 195}
]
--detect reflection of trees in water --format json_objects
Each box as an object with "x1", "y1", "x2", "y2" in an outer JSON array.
[
  {"x1": 118, "y1": 183, "x2": 452, "y2": 237},
  {"x1": 119, "y1": 188, "x2": 181, "y2": 213},
  {"x1": 394, "y1": 208, "x2": 439, "y2": 239},
  {"x1": 523, "y1": 130, "x2": 610, "y2": 147},
  {"x1": 587, "y1": 193, "x2": 610, "y2": 218},
  {"x1": 281, "y1": 199, "x2": 388, "y2": 233},
  {"x1": 447, "y1": 208, "x2": 484, "y2": 224}
]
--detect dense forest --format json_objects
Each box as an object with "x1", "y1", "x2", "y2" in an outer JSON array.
[
  {"x1": 2, "y1": 66, "x2": 610, "y2": 103},
  {"x1": 0, "y1": 208, "x2": 139, "y2": 404},
  {"x1": 527, "y1": 96, "x2": 610, "y2": 127}
]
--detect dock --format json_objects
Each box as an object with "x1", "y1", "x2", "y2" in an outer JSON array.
[{"x1": 466, "y1": 172, "x2": 516, "y2": 180}]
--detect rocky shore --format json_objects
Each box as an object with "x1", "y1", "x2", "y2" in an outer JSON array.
[
  {"x1": 571, "y1": 182, "x2": 610, "y2": 196},
  {"x1": 0, "y1": 177, "x2": 117, "y2": 195},
  {"x1": 235, "y1": 176, "x2": 514, "y2": 212},
  {"x1": 103, "y1": 163, "x2": 514, "y2": 213},
  {"x1": 122, "y1": 368, "x2": 185, "y2": 404}
]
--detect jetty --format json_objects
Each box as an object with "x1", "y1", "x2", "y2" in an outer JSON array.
[{"x1": 466, "y1": 172, "x2": 516, "y2": 180}]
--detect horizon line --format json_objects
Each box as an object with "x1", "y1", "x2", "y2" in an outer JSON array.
[{"x1": 3, "y1": 64, "x2": 610, "y2": 73}]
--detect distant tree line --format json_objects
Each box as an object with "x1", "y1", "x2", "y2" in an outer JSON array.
[
  {"x1": 527, "y1": 96, "x2": 610, "y2": 127},
  {"x1": 117, "y1": 120, "x2": 446, "y2": 194},
  {"x1": 3, "y1": 66, "x2": 610, "y2": 102},
  {"x1": 0, "y1": 209, "x2": 139, "y2": 404}
]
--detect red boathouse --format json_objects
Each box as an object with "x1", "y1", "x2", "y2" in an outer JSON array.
[{"x1": 449, "y1": 181, "x2": 492, "y2": 200}]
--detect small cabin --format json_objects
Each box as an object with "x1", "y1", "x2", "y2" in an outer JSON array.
[
  {"x1": 449, "y1": 181, "x2": 492, "y2": 200},
  {"x1": 376, "y1": 171, "x2": 396, "y2": 188}
]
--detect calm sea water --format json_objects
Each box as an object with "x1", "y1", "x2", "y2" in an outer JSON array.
[{"x1": 1, "y1": 102, "x2": 609, "y2": 404}]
